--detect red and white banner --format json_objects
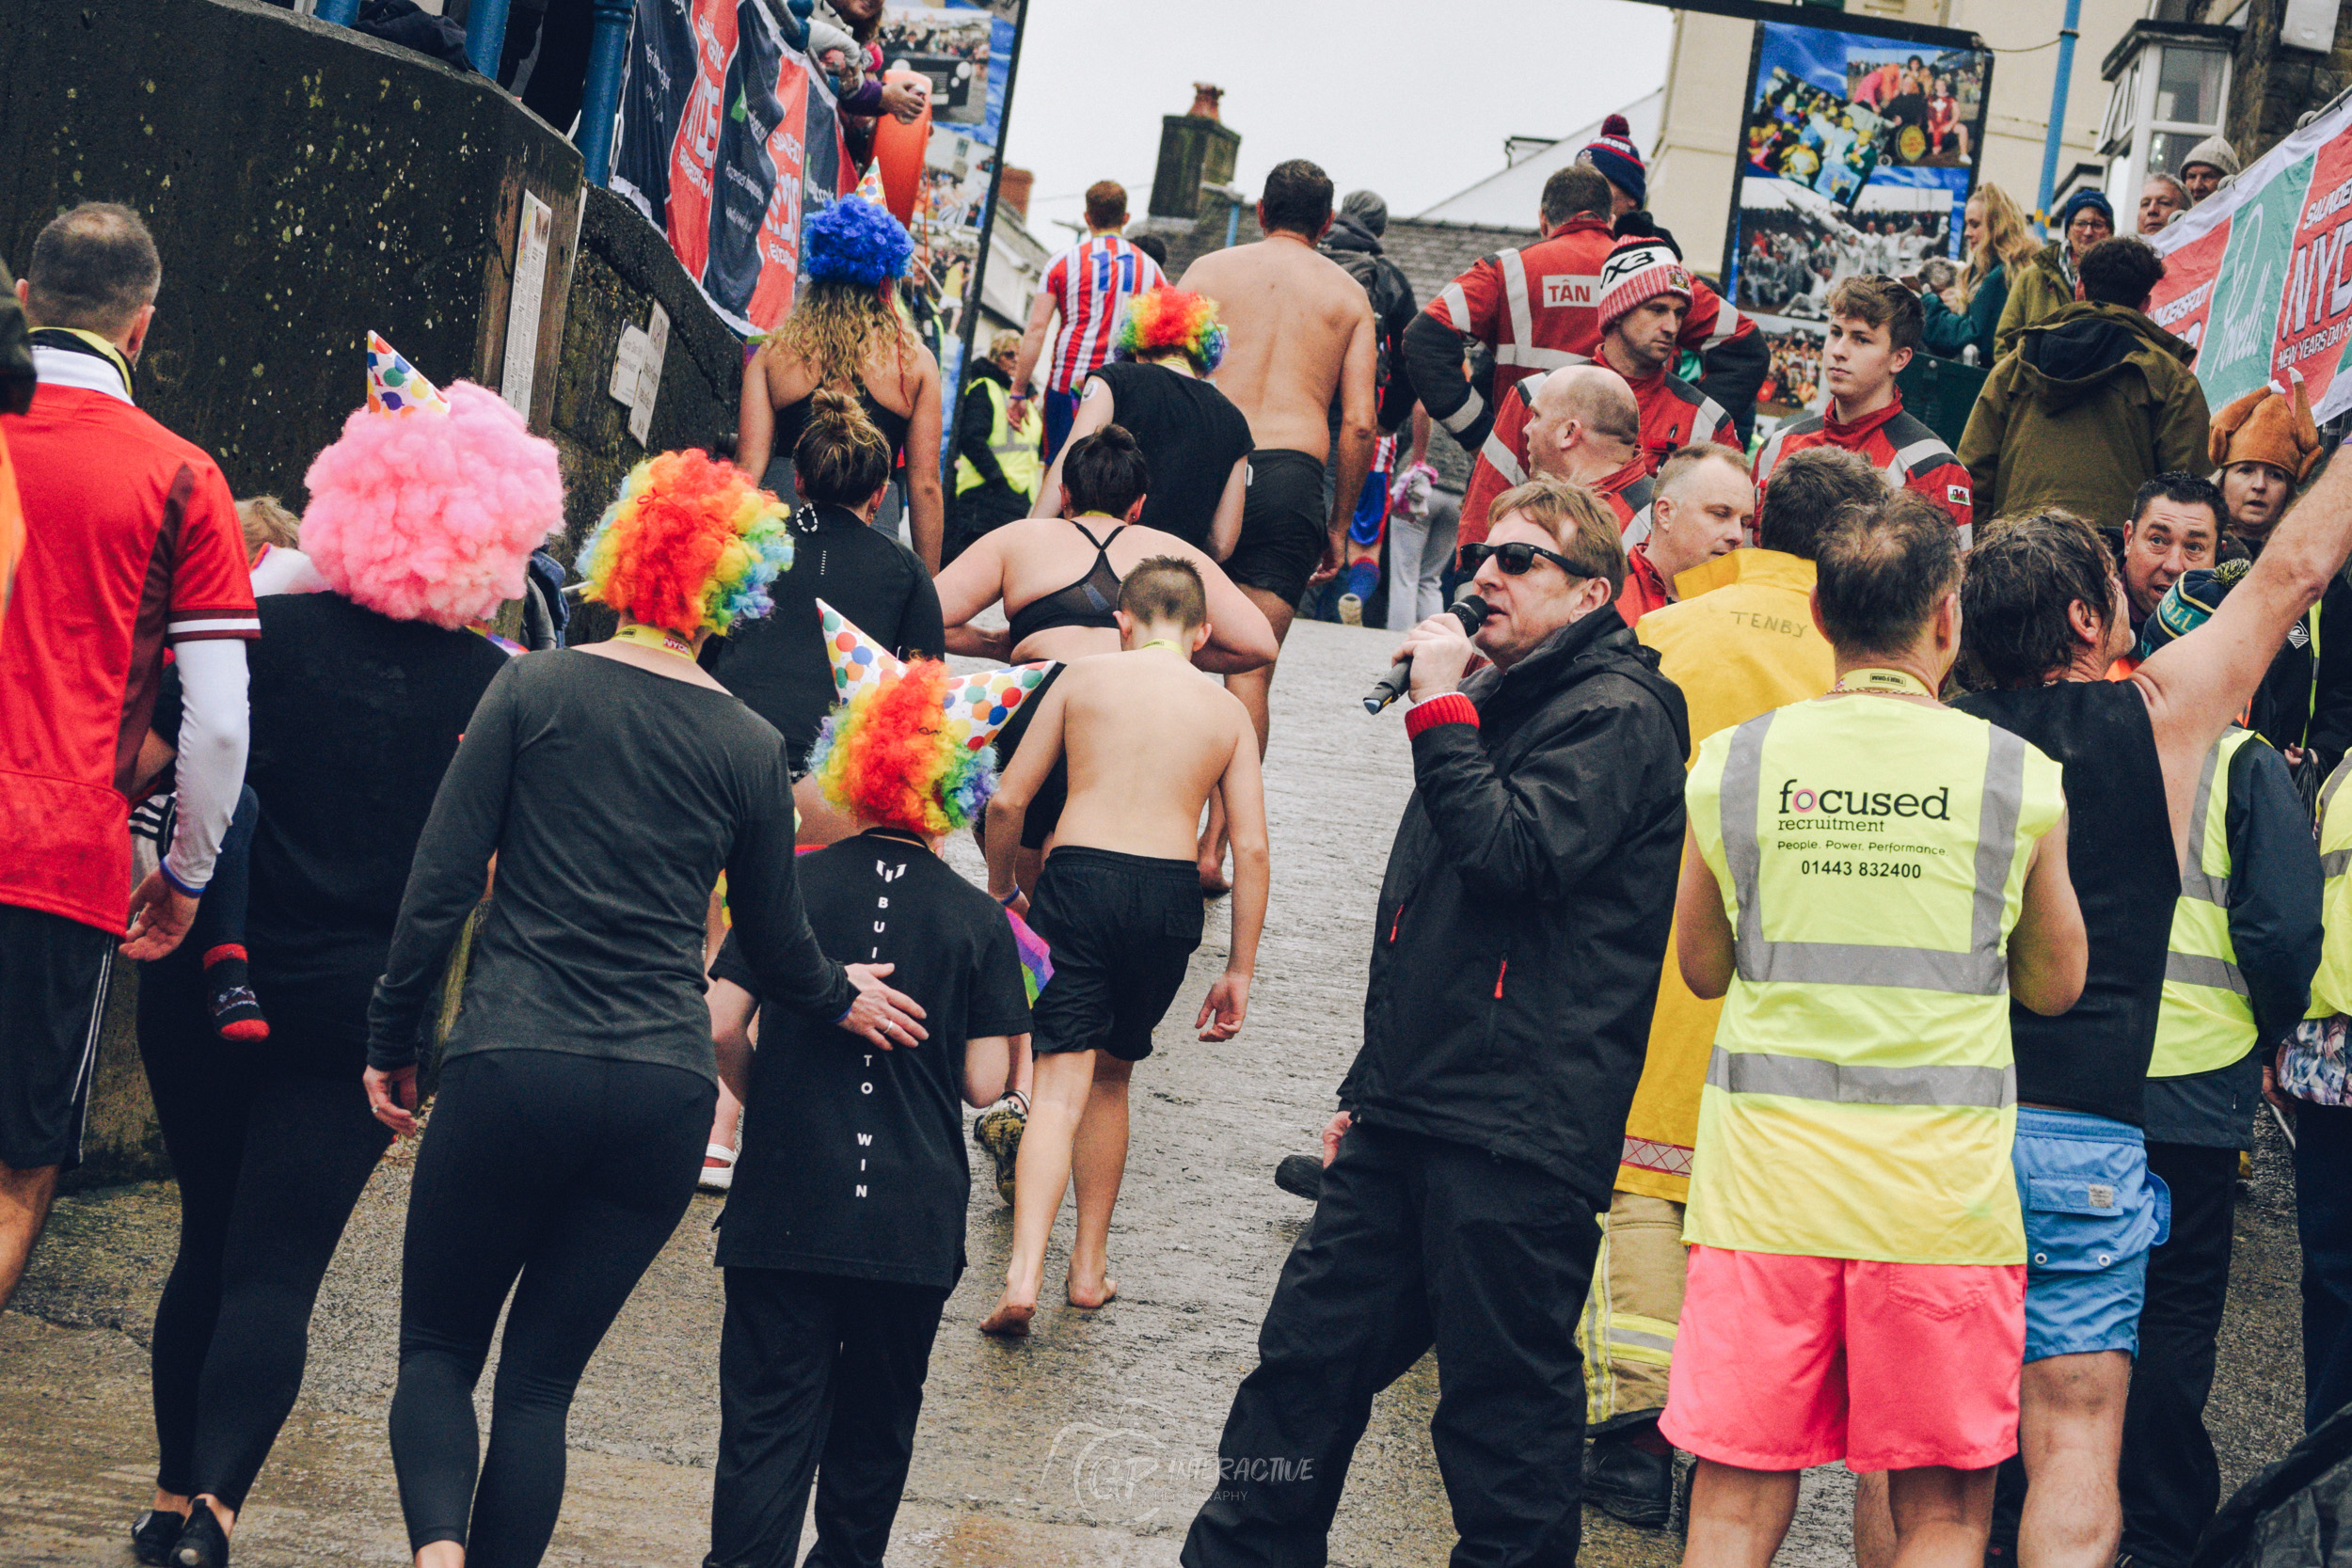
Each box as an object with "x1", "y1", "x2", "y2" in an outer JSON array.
[{"x1": 2149, "y1": 89, "x2": 2352, "y2": 420}]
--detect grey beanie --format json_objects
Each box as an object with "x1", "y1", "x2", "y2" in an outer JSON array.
[
  {"x1": 1341, "y1": 189, "x2": 1389, "y2": 236},
  {"x1": 2181, "y1": 135, "x2": 2242, "y2": 180}
]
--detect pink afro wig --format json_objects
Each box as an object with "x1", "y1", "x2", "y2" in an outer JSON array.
[{"x1": 300, "y1": 380, "x2": 564, "y2": 628}]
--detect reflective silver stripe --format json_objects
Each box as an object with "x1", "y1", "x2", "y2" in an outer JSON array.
[
  {"x1": 1701, "y1": 300, "x2": 1745, "y2": 351},
  {"x1": 1438, "y1": 387, "x2": 1486, "y2": 435},
  {"x1": 2325, "y1": 847, "x2": 2352, "y2": 879},
  {"x1": 1887, "y1": 437, "x2": 1953, "y2": 483},
  {"x1": 1695, "y1": 395, "x2": 1732, "y2": 443},
  {"x1": 1719, "y1": 712, "x2": 2023, "y2": 994},
  {"x1": 1479, "y1": 429, "x2": 1527, "y2": 489},
  {"x1": 1754, "y1": 428, "x2": 1788, "y2": 484},
  {"x1": 1956, "y1": 521, "x2": 1974, "y2": 552},
  {"x1": 2323, "y1": 754, "x2": 2352, "y2": 816},
  {"x1": 2178, "y1": 738, "x2": 2231, "y2": 907},
  {"x1": 1608, "y1": 1326, "x2": 1676, "y2": 1353},
  {"x1": 1708, "y1": 1045, "x2": 2017, "y2": 1108},
  {"x1": 2167, "y1": 950, "x2": 2250, "y2": 995},
  {"x1": 1438, "y1": 280, "x2": 1473, "y2": 330},
  {"x1": 1495, "y1": 342, "x2": 1586, "y2": 370},
  {"x1": 1501, "y1": 248, "x2": 1535, "y2": 365},
  {"x1": 1621, "y1": 504, "x2": 1652, "y2": 548}
]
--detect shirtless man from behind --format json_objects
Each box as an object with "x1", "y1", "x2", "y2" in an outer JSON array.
[
  {"x1": 1179, "y1": 157, "x2": 1376, "y2": 892},
  {"x1": 979, "y1": 557, "x2": 1270, "y2": 1335}
]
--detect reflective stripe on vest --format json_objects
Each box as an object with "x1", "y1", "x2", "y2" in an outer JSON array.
[
  {"x1": 2151, "y1": 729, "x2": 2256, "y2": 1077},
  {"x1": 954, "y1": 381, "x2": 1043, "y2": 500},
  {"x1": 1707, "y1": 1046, "x2": 2015, "y2": 1107},
  {"x1": 2311, "y1": 754, "x2": 2352, "y2": 1018},
  {"x1": 1720, "y1": 708, "x2": 2026, "y2": 995}
]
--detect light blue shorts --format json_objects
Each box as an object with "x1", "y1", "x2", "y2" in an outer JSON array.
[{"x1": 2012, "y1": 1107, "x2": 2169, "y2": 1362}]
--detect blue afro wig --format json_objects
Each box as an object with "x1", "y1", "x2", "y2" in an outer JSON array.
[{"x1": 803, "y1": 199, "x2": 914, "y2": 288}]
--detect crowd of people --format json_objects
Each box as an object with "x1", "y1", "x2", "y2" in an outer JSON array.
[{"x1": 0, "y1": 94, "x2": 2346, "y2": 1568}]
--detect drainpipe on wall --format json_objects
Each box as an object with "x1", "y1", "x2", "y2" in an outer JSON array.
[{"x1": 2037, "y1": 0, "x2": 2084, "y2": 234}]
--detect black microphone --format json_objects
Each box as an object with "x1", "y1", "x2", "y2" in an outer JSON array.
[{"x1": 1364, "y1": 592, "x2": 1491, "y2": 714}]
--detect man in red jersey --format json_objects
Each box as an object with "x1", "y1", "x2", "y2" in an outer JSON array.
[
  {"x1": 1461, "y1": 234, "x2": 1741, "y2": 546},
  {"x1": 1753, "y1": 275, "x2": 1973, "y2": 546},
  {"x1": 1464, "y1": 364, "x2": 1653, "y2": 546},
  {"x1": 1403, "y1": 163, "x2": 1765, "y2": 463},
  {"x1": 0, "y1": 204, "x2": 256, "y2": 1307},
  {"x1": 1010, "y1": 181, "x2": 1168, "y2": 465}
]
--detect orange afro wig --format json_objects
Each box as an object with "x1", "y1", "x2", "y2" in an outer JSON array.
[{"x1": 577, "y1": 450, "x2": 792, "y2": 637}]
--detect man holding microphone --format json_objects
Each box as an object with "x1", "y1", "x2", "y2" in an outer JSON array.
[{"x1": 1184, "y1": 475, "x2": 1692, "y2": 1565}]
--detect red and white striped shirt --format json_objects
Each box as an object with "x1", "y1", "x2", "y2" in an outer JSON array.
[{"x1": 1041, "y1": 234, "x2": 1168, "y2": 394}]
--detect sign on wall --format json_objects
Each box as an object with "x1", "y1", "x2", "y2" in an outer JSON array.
[{"x1": 1724, "y1": 20, "x2": 1993, "y2": 415}]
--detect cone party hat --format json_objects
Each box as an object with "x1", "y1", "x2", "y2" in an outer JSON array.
[
  {"x1": 816, "y1": 599, "x2": 1051, "y2": 753},
  {"x1": 364, "y1": 331, "x2": 451, "y2": 416}
]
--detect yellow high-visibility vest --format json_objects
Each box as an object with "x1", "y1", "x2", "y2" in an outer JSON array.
[
  {"x1": 1683, "y1": 695, "x2": 2066, "y2": 1266},
  {"x1": 2151, "y1": 729, "x2": 2259, "y2": 1077},
  {"x1": 954, "y1": 379, "x2": 1041, "y2": 501},
  {"x1": 2311, "y1": 755, "x2": 2352, "y2": 1018}
]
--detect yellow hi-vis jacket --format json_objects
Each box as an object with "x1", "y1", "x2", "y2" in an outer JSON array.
[
  {"x1": 2151, "y1": 728, "x2": 2259, "y2": 1078},
  {"x1": 2311, "y1": 756, "x2": 2352, "y2": 1019},
  {"x1": 954, "y1": 379, "x2": 1042, "y2": 501},
  {"x1": 1683, "y1": 695, "x2": 2065, "y2": 1265},
  {"x1": 1620, "y1": 549, "x2": 1836, "y2": 1204}
]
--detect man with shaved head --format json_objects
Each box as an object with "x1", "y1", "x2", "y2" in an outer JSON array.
[{"x1": 1464, "y1": 365, "x2": 1653, "y2": 541}]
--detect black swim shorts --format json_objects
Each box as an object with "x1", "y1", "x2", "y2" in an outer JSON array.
[
  {"x1": 1225, "y1": 448, "x2": 1330, "y2": 610},
  {"x1": 0, "y1": 902, "x2": 118, "y2": 1172},
  {"x1": 1026, "y1": 847, "x2": 1204, "y2": 1062}
]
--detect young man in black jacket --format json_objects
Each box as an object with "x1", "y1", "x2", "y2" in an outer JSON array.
[{"x1": 1183, "y1": 476, "x2": 1691, "y2": 1567}]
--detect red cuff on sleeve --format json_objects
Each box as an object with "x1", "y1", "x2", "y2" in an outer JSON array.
[{"x1": 1405, "y1": 691, "x2": 1479, "y2": 739}]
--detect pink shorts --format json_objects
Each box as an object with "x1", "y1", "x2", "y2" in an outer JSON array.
[{"x1": 1660, "y1": 1244, "x2": 2025, "y2": 1473}]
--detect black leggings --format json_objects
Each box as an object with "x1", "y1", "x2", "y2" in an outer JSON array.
[
  {"x1": 137, "y1": 955, "x2": 391, "y2": 1511},
  {"x1": 390, "y1": 1049, "x2": 715, "y2": 1564}
]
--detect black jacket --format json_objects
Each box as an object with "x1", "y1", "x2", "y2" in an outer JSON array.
[
  {"x1": 1321, "y1": 214, "x2": 1421, "y2": 435},
  {"x1": 1340, "y1": 610, "x2": 1691, "y2": 1204}
]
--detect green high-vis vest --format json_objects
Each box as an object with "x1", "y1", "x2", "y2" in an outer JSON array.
[
  {"x1": 2150, "y1": 729, "x2": 2258, "y2": 1078},
  {"x1": 954, "y1": 380, "x2": 1042, "y2": 502}
]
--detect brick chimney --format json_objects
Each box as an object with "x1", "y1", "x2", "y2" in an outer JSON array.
[
  {"x1": 998, "y1": 166, "x2": 1034, "y2": 221},
  {"x1": 1150, "y1": 86, "x2": 1241, "y2": 221}
]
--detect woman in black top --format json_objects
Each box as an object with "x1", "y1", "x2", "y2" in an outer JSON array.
[
  {"x1": 738, "y1": 201, "x2": 945, "y2": 571},
  {"x1": 704, "y1": 388, "x2": 945, "y2": 808},
  {"x1": 1033, "y1": 287, "x2": 1252, "y2": 556},
  {"x1": 364, "y1": 451, "x2": 924, "y2": 1568},
  {"x1": 127, "y1": 372, "x2": 560, "y2": 1568}
]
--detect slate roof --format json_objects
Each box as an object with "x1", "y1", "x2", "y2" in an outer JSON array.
[{"x1": 1144, "y1": 207, "x2": 1538, "y2": 491}]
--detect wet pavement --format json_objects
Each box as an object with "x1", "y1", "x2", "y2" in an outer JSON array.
[{"x1": 0, "y1": 617, "x2": 2312, "y2": 1566}]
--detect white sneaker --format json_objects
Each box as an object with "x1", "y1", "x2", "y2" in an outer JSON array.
[
  {"x1": 1337, "y1": 594, "x2": 1363, "y2": 626},
  {"x1": 698, "y1": 1140, "x2": 737, "y2": 1193}
]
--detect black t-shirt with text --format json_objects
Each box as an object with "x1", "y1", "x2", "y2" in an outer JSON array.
[{"x1": 712, "y1": 832, "x2": 1031, "y2": 1287}]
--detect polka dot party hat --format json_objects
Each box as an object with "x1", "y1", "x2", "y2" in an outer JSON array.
[
  {"x1": 364, "y1": 331, "x2": 452, "y2": 417},
  {"x1": 817, "y1": 598, "x2": 1052, "y2": 752}
]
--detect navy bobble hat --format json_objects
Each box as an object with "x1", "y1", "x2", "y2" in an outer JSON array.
[
  {"x1": 1579, "y1": 114, "x2": 1647, "y2": 209},
  {"x1": 2059, "y1": 187, "x2": 2115, "y2": 231}
]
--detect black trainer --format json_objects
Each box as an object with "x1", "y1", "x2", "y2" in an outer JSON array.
[
  {"x1": 1274, "y1": 1153, "x2": 1324, "y2": 1201},
  {"x1": 130, "y1": 1508, "x2": 184, "y2": 1566},
  {"x1": 1585, "y1": 1424, "x2": 1676, "y2": 1529}
]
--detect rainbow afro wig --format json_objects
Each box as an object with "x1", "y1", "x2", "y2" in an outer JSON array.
[
  {"x1": 807, "y1": 660, "x2": 997, "y2": 836},
  {"x1": 576, "y1": 450, "x2": 793, "y2": 637},
  {"x1": 300, "y1": 380, "x2": 563, "y2": 628},
  {"x1": 1111, "y1": 288, "x2": 1228, "y2": 374},
  {"x1": 803, "y1": 199, "x2": 914, "y2": 288}
]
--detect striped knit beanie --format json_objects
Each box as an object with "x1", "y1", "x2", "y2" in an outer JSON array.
[{"x1": 1579, "y1": 114, "x2": 1646, "y2": 208}]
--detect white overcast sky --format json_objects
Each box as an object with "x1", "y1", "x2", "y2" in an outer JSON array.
[{"x1": 995, "y1": 0, "x2": 1675, "y2": 245}]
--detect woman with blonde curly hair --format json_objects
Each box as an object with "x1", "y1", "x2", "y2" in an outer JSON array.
[
  {"x1": 1919, "y1": 182, "x2": 2039, "y2": 364},
  {"x1": 739, "y1": 200, "x2": 946, "y2": 571},
  {"x1": 362, "y1": 449, "x2": 926, "y2": 1568}
]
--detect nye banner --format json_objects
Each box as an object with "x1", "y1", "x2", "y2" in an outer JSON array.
[
  {"x1": 2147, "y1": 89, "x2": 2352, "y2": 421},
  {"x1": 611, "y1": 0, "x2": 1025, "y2": 352}
]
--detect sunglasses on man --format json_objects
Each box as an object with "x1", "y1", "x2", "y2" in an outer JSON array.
[{"x1": 1459, "y1": 540, "x2": 1581, "y2": 577}]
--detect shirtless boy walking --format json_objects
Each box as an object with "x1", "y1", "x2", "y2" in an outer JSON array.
[
  {"x1": 1179, "y1": 158, "x2": 1376, "y2": 891},
  {"x1": 979, "y1": 559, "x2": 1271, "y2": 1336}
]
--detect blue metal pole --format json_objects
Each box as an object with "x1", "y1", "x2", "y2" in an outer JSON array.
[
  {"x1": 1224, "y1": 196, "x2": 1241, "y2": 249},
  {"x1": 2037, "y1": 0, "x2": 2084, "y2": 231},
  {"x1": 578, "y1": 0, "x2": 635, "y2": 186},
  {"x1": 466, "y1": 0, "x2": 513, "y2": 76},
  {"x1": 312, "y1": 0, "x2": 359, "y2": 24}
]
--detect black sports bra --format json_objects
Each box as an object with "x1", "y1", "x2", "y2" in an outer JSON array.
[{"x1": 1006, "y1": 521, "x2": 1126, "y2": 646}]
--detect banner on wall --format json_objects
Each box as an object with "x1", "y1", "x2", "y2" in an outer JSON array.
[
  {"x1": 2147, "y1": 89, "x2": 2352, "y2": 422},
  {"x1": 1723, "y1": 20, "x2": 1992, "y2": 416},
  {"x1": 611, "y1": 0, "x2": 1025, "y2": 352}
]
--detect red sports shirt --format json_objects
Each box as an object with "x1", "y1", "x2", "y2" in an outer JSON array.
[
  {"x1": 1041, "y1": 235, "x2": 1168, "y2": 394},
  {"x1": 1752, "y1": 394, "x2": 1973, "y2": 547},
  {"x1": 1459, "y1": 369, "x2": 1714, "y2": 546},
  {"x1": 0, "y1": 380, "x2": 257, "y2": 933}
]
